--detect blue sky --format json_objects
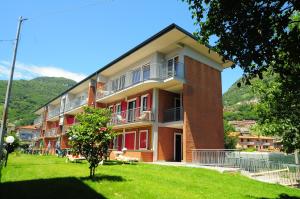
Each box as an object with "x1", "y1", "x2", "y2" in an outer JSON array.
[{"x1": 0, "y1": 0, "x2": 243, "y2": 93}]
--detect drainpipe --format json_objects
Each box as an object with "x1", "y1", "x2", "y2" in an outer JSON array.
[
  {"x1": 295, "y1": 149, "x2": 299, "y2": 165},
  {"x1": 152, "y1": 88, "x2": 159, "y2": 161}
]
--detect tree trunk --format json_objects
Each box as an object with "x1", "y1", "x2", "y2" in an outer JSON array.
[{"x1": 89, "y1": 167, "x2": 93, "y2": 178}]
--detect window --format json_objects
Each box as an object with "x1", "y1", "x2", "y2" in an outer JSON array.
[
  {"x1": 116, "y1": 104, "x2": 121, "y2": 115},
  {"x1": 141, "y1": 95, "x2": 148, "y2": 111},
  {"x1": 125, "y1": 132, "x2": 135, "y2": 150},
  {"x1": 127, "y1": 99, "x2": 136, "y2": 122},
  {"x1": 132, "y1": 68, "x2": 141, "y2": 84},
  {"x1": 139, "y1": 130, "x2": 148, "y2": 149},
  {"x1": 117, "y1": 134, "x2": 123, "y2": 151},
  {"x1": 113, "y1": 136, "x2": 118, "y2": 149},
  {"x1": 112, "y1": 78, "x2": 119, "y2": 91},
  {"x1": 142, "y1": 64, "x2": 150, "y2": 80},
  {"x1": 119, "y1": 75, "x2": 125, "y2": 90},
  {"x1": 167, "y1": 56, "x2": 179, "y2": 77},
  {"x1": 108, "y1": 105, "x2": 114, "y2": 113}
]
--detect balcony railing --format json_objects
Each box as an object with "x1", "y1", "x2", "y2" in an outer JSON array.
[
  {"x1": 163, "y1": 107, "x2": 183, "y2": 122},
  {"x1": 65, "y1": 97, "x2": 87, "y2": 112},
  {"x1": 96, "y1": 62, "x2": 185, "y2": 100},
  {"x1": 45, "y1": 128, "x2": 58, "y2": 138},
  {"x1": 47, "y1": 107, "x2": 60, "y2": 119},
  {"x1": 109, "y1": 107, "x2": 154, "y2": 126},
  {"x1": 34, "y1": 115, "x2": 43, "y2": 125}
]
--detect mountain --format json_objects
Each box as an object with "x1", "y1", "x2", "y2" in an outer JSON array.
[
  {"x1": 0, "y1": 77, "x2": 76, "y2": 126},
  {"x1": 222, "y1": 78, "x2": 259, "y2": 121}
]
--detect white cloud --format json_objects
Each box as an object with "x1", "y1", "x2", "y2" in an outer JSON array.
[{"x1": 0, "y1": 61, "x2": 87, "y2": 82}]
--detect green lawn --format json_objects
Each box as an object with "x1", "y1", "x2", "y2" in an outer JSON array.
[{"x1": 1, "y1": 154, "x2": 300, "y2": 199}]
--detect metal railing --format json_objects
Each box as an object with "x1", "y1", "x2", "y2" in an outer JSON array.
[
  {"x1": 96, "y1": 62, "x2": 185, "y2": 100},
  {"x1": 45, "y1": 128, "x2": 58, "y2": 138},
  {"x1": 34, "y1": 115, "x2": 43, "y2": 125},
  {"x1": 65, "y1": 98, "x2": 87, "y2": 112},
  {"x1": 163, "y1": 107, "x2": 183, "y2": 122},
  {"x1": 192, "y1": 149, "x2": 300, "y2": 187},
  {"x1": 47, "y1": 107, "x2": 60, "y2": 119},
  {"x1": 109, "y1": 107, "x2": 154, "y2": 126}
]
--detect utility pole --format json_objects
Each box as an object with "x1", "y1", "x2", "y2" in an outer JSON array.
[{"x1": 0, "y1": 16, "x2": 27, "y2": 159}]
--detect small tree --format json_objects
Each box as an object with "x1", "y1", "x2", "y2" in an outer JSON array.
[
  {"x1": 224, "y1": 120, "x2": 237, "y2": 149},
  {"x1": 67, "y1": 107, "x2": 115, "y2": 178}
]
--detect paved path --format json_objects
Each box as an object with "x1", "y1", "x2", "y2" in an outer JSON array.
[{"x1": 148, "y1": 161, "x2": 240, "y2": 173}]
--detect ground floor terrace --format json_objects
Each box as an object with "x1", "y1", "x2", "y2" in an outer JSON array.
[
  {"x1": 1, "y1": 154, "x2": 300, "y2": 199},
  {"x1": 109, "y1": 125, "x2": 183, "y2": 162}
]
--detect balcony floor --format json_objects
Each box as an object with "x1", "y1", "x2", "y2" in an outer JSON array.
[
  {"x1": 158, "y1": 120, "x2": 183, "y2": 129},
  {"x1": 111, "y1": 121, "x2": 153, "y2": 130}
]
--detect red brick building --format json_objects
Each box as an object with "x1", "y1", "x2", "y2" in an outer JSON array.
[{"x1": 33, "y1": 24, "x2": 232, "y2": 162}]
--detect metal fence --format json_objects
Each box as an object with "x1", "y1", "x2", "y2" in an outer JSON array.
[{"x1": 192, "y1": 149, "x2": 300, "y2": 187}]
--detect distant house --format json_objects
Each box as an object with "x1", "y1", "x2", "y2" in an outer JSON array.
[
  {"x1": 0, "y1": 121, "x2": 15, "y2": 134},
  {"x1": 228, "y1": 120, "x2": 256, "y2": 134},
  {"x1": 16, "y1": 125, "x2": 40, "y2": 144},
  {"x1": 229, "y1": 132, "x2": 282, "y2": 151}
]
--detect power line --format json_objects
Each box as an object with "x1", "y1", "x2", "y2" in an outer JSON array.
[{"x1": 0, "y1": 39, "x2": 15, "y2": 42}]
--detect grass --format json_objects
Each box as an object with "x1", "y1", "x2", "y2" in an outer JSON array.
[{"x1": 1, "y1": 154, "x2": 300, "y2": 199}]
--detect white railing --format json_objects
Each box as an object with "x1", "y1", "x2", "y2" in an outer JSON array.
[
  {"x1": 47, "y1": 107, "x2": 60, "y2": 119},
  {"x1": 109, "y1": 107, "x2": 154, "y2": 126},
  {"x1": 192, "y1": 149, "x2": 300, "y2": 187},
  {"x1": 96, "y1": 62, "x2": 185, "y2": 100},
  {"x1": 45, "y1": 128, "x2": 58, "y2": 138},
  {"x1": 65, "y1": 97, "x2": 87, "y2": 112},
  {"x1": 192, "y1": 149, "x2": 240, "y2": 166},
  {"x1": 34, "y1": 115, "x2": 43, "y2": 125}
]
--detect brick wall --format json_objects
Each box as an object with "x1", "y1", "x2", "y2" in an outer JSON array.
[
  {"x1": 183, "y1": 56, "x2": 224, "y2": 162},
  {"x1": 157, "y1": 127, "x2": 183, "y2": 161}
]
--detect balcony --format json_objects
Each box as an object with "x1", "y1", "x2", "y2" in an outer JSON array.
[
  {"x1": 65, "y1": 97, "x2": 87, "y2": 114},
  {"x1": 45, "y1": 128, "x2": 58, "y2": 138},
  {"x1": 109, "y1": 107, "x2": 154, "y2": 127},
  {"x1": 34, "y1": 115, "x2": 43, "y2": 125},
  {"x1": 163, "y1": 107, "x2": 183, "y2": 122},
  {"x1": 96, "y1": 62, "x2": 185, "y2": 102},
  {"x1": 160, "y1": 107, "x2": 183, "y2": 129},
  {"x1": 47, "y1": 107, "x2": 60, "y2": 120}
]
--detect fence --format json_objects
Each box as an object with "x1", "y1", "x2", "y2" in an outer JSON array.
[{"x1": 192, "y1": 149, "x2": 300, "y2": 187}]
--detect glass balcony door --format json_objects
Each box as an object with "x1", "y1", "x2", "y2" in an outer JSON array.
[
  {"x1": 127, "y1": 100, "x2": 136, "y2": 122},
  {"x1": 167, "y1": 56, "x2": 179, "y2": 78}
]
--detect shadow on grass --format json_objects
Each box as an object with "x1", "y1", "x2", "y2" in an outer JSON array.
[
  {"x1": 0, "y1": 177, "x2": 107, "y2": 199},
  {"x1": 103, "y1": 160, "x2": 138, "y2": 166},
  {"x1": 247, "y1": 193, "x2": 300, "y2": 199},
  {"x1": 80, "y1": 174, "x2": 126, "y2": 182}
]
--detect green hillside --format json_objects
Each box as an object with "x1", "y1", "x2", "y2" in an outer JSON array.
[
  {"x1": 222, "y1": 74, "x2": 275, "y2": 121},
  {"x1": 223, "y1": 78, "x2": 259, "y2": 121},
  {"x1": 0, "y1": 77, "x2": 76, "y2": 126}
]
